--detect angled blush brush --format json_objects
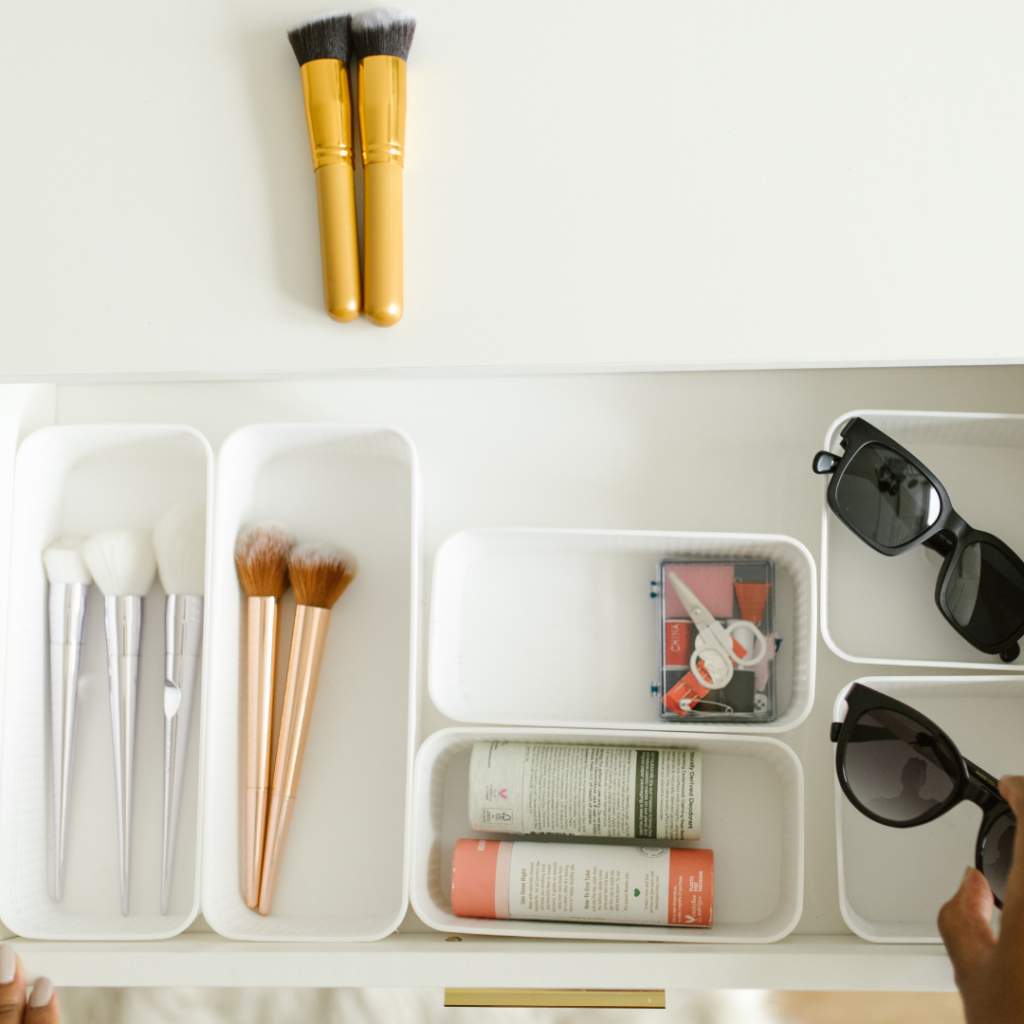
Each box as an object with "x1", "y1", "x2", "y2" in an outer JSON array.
[
  {"x1": 83, "y1": 529, "x2": 157, "y2": 915},
  {"x1": 351, "y1": 7, "x2": 416, "y2": 326},
  {"x1": 258, "y1": 542, "x2": 356, "y2": 915},
  {"x1": 288, "y1": 12, "x2": 362, "y2": 322},
  {"x1": 42, "y1": 537, "x2": 92, "y2": 903},
  {"x1": 154, "y1": 502, "x2": 206, "y2": 916},
  {"x1": 235, "y1": 523, "x2": 294, "y2": 910}
]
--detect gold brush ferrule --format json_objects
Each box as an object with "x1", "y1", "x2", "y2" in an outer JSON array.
[
  {"x1": 357, "y1": 54, "x2": 407, "y2": 326},
  {"x1": 299, "y1": 58, "x2": 361, "y2": 322},
  {"x1": 301, "y1": 59, "x2": 354, "y2": 169},
  {"x1": 357, "y1": 55, "x2": 406, "y2": 166}
]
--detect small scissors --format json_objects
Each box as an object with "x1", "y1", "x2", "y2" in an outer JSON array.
[{"x1": 668, "y1": 573, "x2": 767, "y2": 688}]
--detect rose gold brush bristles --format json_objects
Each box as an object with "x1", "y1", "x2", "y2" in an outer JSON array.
[
  {"x1": 258, "y1": 542, "x2": 357, "y2": 915},
  {"x1": 234, "y1": 523, "x2": 294, "y2": 911}
]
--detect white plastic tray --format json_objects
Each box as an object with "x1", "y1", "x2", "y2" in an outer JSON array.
[
  {"x1": 0, "y1": 425, "x2": 212, "y2": 940},
  {"x1": 428, "y1": 529, "x2": 816, "y2": 733},
  {"x1": 411, "y1": 727, "x2": 804, "y2": 943},
  {"x1": 201, "y1": 424, "x2": 420, "y2": 942},
  {"x1": 820, "y1": 410, "x2": 1024, "y2": 670},
  {"x1": 834, "y1": 675, "x2": 1024, "y2": 943}
]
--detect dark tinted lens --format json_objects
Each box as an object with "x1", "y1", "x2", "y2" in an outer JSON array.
[
  {"x1": 842, "y1": 708, "x2": 959, "y2": 823},
  {"x1": 981, "y1": 812, "x2": 1015, "y2": 905},
  {"x1": 835, "y1": 444, "x2": 940, "y2": 548},
  {"x1": 946, "y1": 541, "x2": 1024, "y2": 647}
]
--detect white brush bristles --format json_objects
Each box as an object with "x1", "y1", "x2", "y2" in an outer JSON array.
[
  {"x1": 154, "y1": 502, "x2": 207, "y2": 596},
  {"x1": 83, "y1": 529, "x2": 157, "y2": 598},
  {"x1": 42, "y1": 537, "x2": 92, "y2": 585}
]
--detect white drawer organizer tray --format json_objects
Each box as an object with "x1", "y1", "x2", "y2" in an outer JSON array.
[
  {"x1": 201, "y1": 424, "x2": 420, "y2": 942},
  {"x1": 821, "y1": 410, "x2": 1024, "y2": 670},
  {"x1": 0, "y1": 425, "x2": 212, "y2": 940},
  {"x1": 429, "y1": 528, "x2": 817, "y2": 733},
  {"x1": 411, "y1": 727, "x2": 804, "y2": 943},
  {"x1": 834, "y1": 676, "x2": 1023, "y2": 944}
]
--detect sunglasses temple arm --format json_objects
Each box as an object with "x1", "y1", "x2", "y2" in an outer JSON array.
[{"x1": 964, "y1": 759, "x2": 1003, "y2": 798}]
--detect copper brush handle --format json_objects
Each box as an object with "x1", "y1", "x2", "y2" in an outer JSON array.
[
  {"x1": 257, "y1": 604, "x2": 331, "y2": 915},
  {"x1": 301, "y1": 58, "x2": 361, "y2": 322},
  {"x1": 245, "y1": 596, "x2": 280, "y2": 910}
]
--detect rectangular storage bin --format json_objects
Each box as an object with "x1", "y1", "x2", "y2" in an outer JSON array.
[
  {"x1": 428, "y1": 529, "x2": 816, "y2": 733},
  {"x1": 0, "y1": 425, "x2": 212, "y2": 940},
  {"x1": 834, "y1": 675, "x2": 1024, "y2": 943},
  {"x1": 201, "y1": 424, "x2": 420, "y2": 942},
  {"x1": 820, "y1": 410, "x2": 1024, "y2": 670},
  {"x1": 411, "y1": 727, "x2": 804, "y2": 943}
]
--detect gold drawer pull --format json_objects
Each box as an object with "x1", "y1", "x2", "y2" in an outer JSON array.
[{"x1": 444, "y1": 989, "x2": 666, "y2": 1008}]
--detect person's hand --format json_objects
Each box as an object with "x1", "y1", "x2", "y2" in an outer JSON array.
[
  {"x1": 0, "y1": 945, "x2": 58, "y2": 1024},
  {"x1": 938, "y1": 775, "x2": 1024, "y2": 1024}
]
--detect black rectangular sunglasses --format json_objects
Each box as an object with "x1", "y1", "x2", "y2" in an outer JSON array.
[
  {"x1": 832, "y1": 683, "x2": 1016, "y2": 907},
  {"x1": 813, "y1": 417, "x2": 1024, "y2": 662}
]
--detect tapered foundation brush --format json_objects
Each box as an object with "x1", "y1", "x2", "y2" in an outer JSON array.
[
  {"x1": 351, "y1": 7, "x2": 416, "y2": 327},
  {"x1": 83, "y1": 529, "x2": 157, "y2": 915},
  {"x1": 288, "y1": 12, "x2": 361, "y2": 322},
  {"x1": 154, "y1": 502, "x2": 206, "y2": 916},
  {"x1": 258, "y1": 542, "x2": 356, "y2": 915},
  {"x1": 42, "y1": 537, "x2": 92, "y2": 903},
  {"x1": 235, "y1": 523, "x2": 294, "y2": 910}
]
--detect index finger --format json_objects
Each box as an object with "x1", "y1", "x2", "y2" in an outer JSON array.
[{"x1": 994, "y1": 775, "x2": 1024, "y2": 944}]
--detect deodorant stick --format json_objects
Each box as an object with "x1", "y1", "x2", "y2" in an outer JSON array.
[
  {"x1": 451, "y1": 838, "x2": 713, "y2": 928},
  {"x1": 469, "y1": 742, "x2": 701, "y2": 840}
]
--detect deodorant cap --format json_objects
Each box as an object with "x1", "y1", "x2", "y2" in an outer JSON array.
[{"x1": 451, "y1": 839, "x2": 511, "y2": 919}]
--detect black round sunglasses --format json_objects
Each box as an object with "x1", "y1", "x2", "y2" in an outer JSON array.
[
  {"x1": 813, "y1": 417, "x2": 1024, "y2": 662},
  {"x1": 832, "y1": 683, "x2": 1016, "y2": 907}
]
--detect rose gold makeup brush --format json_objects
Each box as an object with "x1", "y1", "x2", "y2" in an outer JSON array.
[
  {"x1": 258, "y1": 542, "x2": 357, "y2": 915},
  {"x1": 234, "y1": 523, "x2": 294, "y2": 911}
]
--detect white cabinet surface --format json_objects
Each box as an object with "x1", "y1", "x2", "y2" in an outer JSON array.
[{"x1": 3, "y1": 1, "x2": 1024, "y2": 376}]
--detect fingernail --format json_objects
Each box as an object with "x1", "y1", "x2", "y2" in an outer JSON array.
[
  {"x1": 0, "y1": 945, "x2": 14, "y2": 985},
  {"x1": 28, "y1": 978, "x2": 53, "y2": 1008}
]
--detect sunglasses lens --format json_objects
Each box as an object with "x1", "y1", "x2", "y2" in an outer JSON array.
[
  {"x1": 981, "y1": 812, "x2": 1015, "y2": 905},
  {"x1": 946, "y1": 541, "x2": 1024, "y2": 649},
  {"x1": 843, "y1": 708, "x2": 959, "y2": 823},
  {"x1": 835, "y1": 444, "x2": 941, "y2": 549}
]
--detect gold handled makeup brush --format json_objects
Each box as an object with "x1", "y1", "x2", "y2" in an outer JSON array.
[
  {"x1": 258, "y1": 542, "x2": 356, "y2": 915},
  {"x1": 235, "y1": 523, "x2": 294, "y2": 911},
  {"x1": 351, "y1": 8, "x2": 416, "y2": 327},
  {"x1": 288, "y1": 13, "x2": 361, "y2": 323}
]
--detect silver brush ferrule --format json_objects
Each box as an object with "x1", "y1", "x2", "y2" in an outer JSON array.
[
  {"x1": 162, "y1": 593, "x2": 203, "y2": 915},
  {"x1": 48, "y1": 581, "x2": 89, "y2": 903},
  {"x1": 103, "y1": 594, "x2": 143, "y2": 916}
]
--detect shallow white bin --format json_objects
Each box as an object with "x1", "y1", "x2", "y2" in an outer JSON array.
[
  {"x1": 820, "y1": 410, "x2": 1024, "y2": 670},
  {"x1": 0, "y1": 425, "x2": 212, "y2": 940},
  {"x1": 834, "y1": 675, "x2": 1024, "y2": 943},
  {"x1": 201, "y1": 424, "x2": 419, "y2": 942},
  {"x1": 428, "y1": 528, "x2": 816, "y2": 733},
  {"x1": 411, "y1": 727, "x2": 804, "y2": 943}
]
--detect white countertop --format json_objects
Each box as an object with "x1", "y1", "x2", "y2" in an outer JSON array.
[{"x1": 3, "y1": 1, "x2": 1024, "y2": 377}]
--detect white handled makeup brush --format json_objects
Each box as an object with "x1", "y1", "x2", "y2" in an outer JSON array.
[
  {"x1": 153, "y1": 502, "x2": 206, "y2": 916},
  {"x1": 83, "y1": 529, "x2": 157, "y2": 916},
  {"x1": 42, "y1": 537, "x2": 92, "y2": 903}
]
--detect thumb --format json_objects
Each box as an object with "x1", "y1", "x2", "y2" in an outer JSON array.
[{"x1": 938, "y1": 868, "x2": 997, "y2": 984}]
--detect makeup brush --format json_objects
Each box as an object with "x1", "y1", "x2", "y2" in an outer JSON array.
[
  {"x1": 83, "y1": 529, "x2": 157, "y2": 916},
  {"x1": 351, "y1": 7, "x2": 416, "y2": 327},
  {"x1": 288, "y1": 12, "x2": 361, "y2": 322},
  {"x1": 42, "y1": 537, "x2": 92, "y2": 903},
  {"x1": 235, "y1": 523, "x2": 294, "y2": 911},
  {"x1": 154, "y1": 502, "x2": 206, "y2": 916},
  {"x1": 258, "y1": 542, "x2": 356, "y2": 915}
]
